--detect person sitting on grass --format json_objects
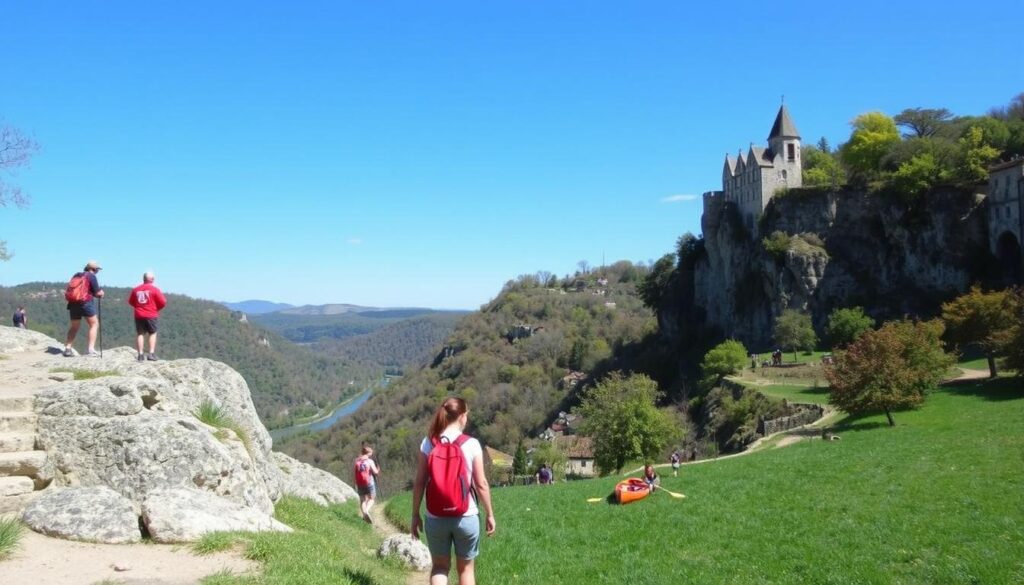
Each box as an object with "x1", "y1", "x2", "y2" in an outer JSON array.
[{"x1": 643, "y1": 464, "x2": 660, "y2": 492}]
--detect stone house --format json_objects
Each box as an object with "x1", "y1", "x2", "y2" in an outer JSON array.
[
  {"x1": 553, "y1": 435, "x2": 596, "y2": 477},
  {"x1": 988, "y1": 158, "x2": 1024, "y2": 282}
]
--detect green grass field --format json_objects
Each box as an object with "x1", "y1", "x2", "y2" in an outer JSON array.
[{"x1": 387, "y1": 378, "x2": 1024, "y2": 584}]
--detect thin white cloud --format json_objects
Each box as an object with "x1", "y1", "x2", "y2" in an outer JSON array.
[
  {"x1": 347, "y1": 237, "x2": 363, "y2": 245},
  {"x1": 660, "y1": 194, "x2": 698, "y2": 203}
]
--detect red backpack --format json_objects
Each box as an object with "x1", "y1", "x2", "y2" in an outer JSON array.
[
  {"x1": 65, "y1": 273, "x2": 91, "y2": 303},
  {"x1": 426, "y1": 434, "x2": 472, "y2": 517},
  {"x1": 353, "y1": 457, "x2": 373, "y2": 488}
]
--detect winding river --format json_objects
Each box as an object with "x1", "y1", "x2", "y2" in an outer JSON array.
[{"x1": 269, "y1": 386, "x2": 374, "y2": 442}]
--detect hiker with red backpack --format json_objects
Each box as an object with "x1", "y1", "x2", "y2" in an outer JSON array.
[
  {"x1": 63, "y1": 260, "x2": 105, "y2": 357},
  {"x1": 411, "y1": 397, "x2": 496, "y2": 585},
  {"x1": 353, "y1": 443, "x2": 380, "y2": 523}
]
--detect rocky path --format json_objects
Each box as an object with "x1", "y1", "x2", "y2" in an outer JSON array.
[{"x1": 368, "y1": 502, "x2": 426, "y2": 585}]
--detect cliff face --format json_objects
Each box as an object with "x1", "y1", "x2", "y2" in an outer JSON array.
[{"x1": 663, "y1": 187, "x2": 994, "y2": 350}]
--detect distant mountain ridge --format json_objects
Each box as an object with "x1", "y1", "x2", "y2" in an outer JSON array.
[{"x1": 222, "y1": 300, "x2": 296, "y2": 314}]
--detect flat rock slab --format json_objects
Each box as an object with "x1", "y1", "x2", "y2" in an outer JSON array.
[
  {"x1": 22, "y1": 487, "x2": 142, "y2": 544},
  {"x1": 142, "y1": 487, "x2": 292, "y2": 543}
]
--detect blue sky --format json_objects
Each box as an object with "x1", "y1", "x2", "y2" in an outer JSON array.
[{"x1": 1, "y1": 1, "x2": 1020, "y2": 309}]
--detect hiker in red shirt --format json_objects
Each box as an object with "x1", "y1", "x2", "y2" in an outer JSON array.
[{"x1": 128, "y1": 272, "x2": 168, "y2": 362}]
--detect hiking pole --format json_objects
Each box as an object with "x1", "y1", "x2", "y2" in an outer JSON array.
[{"x1": 97, "y1": 297, "x2": 103, "y2": 358}]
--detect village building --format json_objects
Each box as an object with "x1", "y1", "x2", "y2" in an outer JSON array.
[
  {"x1": 988, "y1": 158, "x2": 1024, "y2": 283},
  {"x1": 553, "y1": 435, "x2": 596, "y2": 477}
]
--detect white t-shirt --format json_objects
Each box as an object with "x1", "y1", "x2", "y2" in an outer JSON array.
[{"x1": 420, "y1": 429, "x2": 482, "y2": 517}]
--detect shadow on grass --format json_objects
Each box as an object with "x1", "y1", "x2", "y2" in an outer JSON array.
[
  {"x1": 342, "y1": 568, "x2": 377, "y2": 585},
  {"x1": 942, "y1": 376, "x2": 1024, "y2": 401},
  {"x1": 831, "y1": 414, "x2": 890, "y2": 433}
]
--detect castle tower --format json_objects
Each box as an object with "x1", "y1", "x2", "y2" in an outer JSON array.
[{"x1": 767, "y1": 104, "x2": 802, "y2": 189}]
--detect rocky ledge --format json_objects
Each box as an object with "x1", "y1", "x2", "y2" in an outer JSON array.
[{"x1": 0, "y1": 326, "x2": 357, "y2": 543}]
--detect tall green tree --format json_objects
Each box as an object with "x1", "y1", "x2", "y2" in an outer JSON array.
[
  {"x1": 774, "y1": 309, "x2": 818, "y2": 361},
  {"x1": 955, "y1": 126, "x2": 1001, "y2": 184},
  {"x1": 941, "y1": 286, "x2": 1014, "y2": 377},
  {"x1": 894, "y1": 107, "x2": 953, "y2": 138},
  {"x1": 512, "y1": 440, "x2": 528, "y2": 476},
  {"x1": 840, "y1": 112, "x2": 901, "y2": 176},
  {"x1": 700, "y1": 339, "x2": 748, "y2": 390},
  {"x1": 826, "y1": 306, "x2": 875, "y2": 349},
  {"x1": 826, "y1": 319, "x2": 953, "y2": 426},
  {"x1": 638, "y1": 253, "x2": 676, "y2": 310},
  {"x1": 578, "y1": 373, "x2": 680, "y2": 475},
  {"x1": 802, "y1": 144, "x2": 846, "y2": 188},
  {"x1": 1000, "y1": 288, "x2": 1024, "y2": 376}
]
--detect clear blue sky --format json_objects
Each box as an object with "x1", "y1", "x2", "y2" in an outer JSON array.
[{"x1": 1, "y1": 1, "x2": 1020, "y2": 309}]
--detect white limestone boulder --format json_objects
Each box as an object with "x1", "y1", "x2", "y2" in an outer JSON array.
[
  {"x1": 21, "y1": 487, "x2": 141, "y2": 544},
  {"x1": 379, "y1": 533, "x2": 432, "y2": 570},
  {"x1": 141, "y1": 487, "x2": 291, "y2": 543},
  {"x1": 269, "y1": 451, "x2": 358, "y2": 505}
]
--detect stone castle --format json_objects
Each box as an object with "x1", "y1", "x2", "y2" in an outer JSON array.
[
  {"x1": 703, "y1": 105, "x2": 803, "y2": 231},
  {"x1": 699, "y1": 105, "x2": 1023, "y2": 280}
]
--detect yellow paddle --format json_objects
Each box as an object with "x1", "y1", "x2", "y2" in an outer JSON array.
[
  {"x1": 586, "y1": 497, "x2": 603, "y2": 503},
  {"x1": 655, "y1": 485, "x2": 686, "y2": 499}
]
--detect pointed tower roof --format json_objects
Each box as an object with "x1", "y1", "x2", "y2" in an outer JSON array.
[{"x1": 768, "y1": 105, "x2": 800, "y2": 140}]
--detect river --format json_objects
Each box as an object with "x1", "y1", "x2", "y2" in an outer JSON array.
[{"x1": 269, "y1": 387, "x2": 374, "y2": 442}]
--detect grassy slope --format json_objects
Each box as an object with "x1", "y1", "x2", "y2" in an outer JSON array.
[
  {"x1": 388, "y1": 380, "x2": 1023, "y2": 584},
  {"x1": 197, "y1": 498, "x2": 406, "y2": 585}
]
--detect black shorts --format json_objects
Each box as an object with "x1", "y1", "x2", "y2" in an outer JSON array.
[
  {"x1": 135, "y1": 318, "x2": 159, "y2": 334},
  {"x1": 68, "y1": 301, "x2": 97, "y2": 319}
]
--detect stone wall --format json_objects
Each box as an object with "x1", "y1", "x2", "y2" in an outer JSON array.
[{"x1": 759, "y1": 403, "x2": 825, "y2": 436}]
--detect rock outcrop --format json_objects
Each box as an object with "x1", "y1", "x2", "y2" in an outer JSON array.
[
  {"x1": 665, "y1": 187, "x2": 995, "y2": 349},
  {"x1": 22, "y1": 487, "x2": 141, "y2": 544},
  {"x1": 0, "y1": 327, "x2": 358, "y2": 542}
]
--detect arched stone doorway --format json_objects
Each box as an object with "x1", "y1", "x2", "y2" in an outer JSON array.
[{"x1": 996, "y1": 231, "x2": 1022, "y2": 285}]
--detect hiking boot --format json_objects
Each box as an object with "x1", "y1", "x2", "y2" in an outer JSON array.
[
  {"x1": 85, "y1": 349, "x2": 101, "y2": 358},
  {"x1": 63, "y1": 348, "x2": 74, "y2": 357},
  {"x1": 137, "y1": 353, "x2": 146, "y2": 362},
  {"x1": 147, "y1": 353, "x2": 158, "y2": 361}
]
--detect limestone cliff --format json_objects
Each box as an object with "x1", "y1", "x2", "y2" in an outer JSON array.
[
  {"x1": 0, "y1": 327, "x2": 357, "y2": 543},
  {"x1": 661, "y1": 187, "x2": 995, "y2": 351}
]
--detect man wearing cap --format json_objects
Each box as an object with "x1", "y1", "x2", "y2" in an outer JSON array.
[{"x1": 64, "y1": 260, "x2": 105, "y2": 357}]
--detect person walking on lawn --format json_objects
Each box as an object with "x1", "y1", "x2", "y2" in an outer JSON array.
[
  {"x1": 128, "y1": 271, "x2": 168, "y2": 362},
  {"x1": 64, "y1": 260, "x2": 105, "y2": 357}
]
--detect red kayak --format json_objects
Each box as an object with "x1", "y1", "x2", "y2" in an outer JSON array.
[{"x1": 615, "y1": 478, "x2": 651, "y2": 505}]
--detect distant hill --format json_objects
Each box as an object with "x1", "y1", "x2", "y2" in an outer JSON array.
[
  {"x1": 314, "y1": 312, "x2": 466, "y2": 374},
  {"x1": 1, "y1": 283, "x2": 372, "y2": 429},
  {"x1": 222, "y1": 299, "x2": 296, "y2": 314},
  {"x1": 252, "y1": 307, "x2": 468, "y2": 344}
]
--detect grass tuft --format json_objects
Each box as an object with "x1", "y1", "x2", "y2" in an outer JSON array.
[
  {"x1": 0, "y1": 517, "x2": 25, "y2": 560},
  {"x1": 192, "y1": 532, "x2": 240, "y2": 555},
  {"x1": 48, "y1": 367, "x2": 119, "y2": 380},
  {"x1": 193, "y1": 400, "x2": 254, "y2": 456}
]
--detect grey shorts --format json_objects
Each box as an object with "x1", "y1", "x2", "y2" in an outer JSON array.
[
  {"x1": 357, "y1": 484, "x2": 376, "y2": 498},
  {"x1": 425, "y1": 514, "x2": 480, "y2": 560}
]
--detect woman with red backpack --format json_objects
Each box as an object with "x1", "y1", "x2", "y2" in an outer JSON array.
[
  {"x1": 411, "y1": 397, "x2": 496, "y2": 585},
  {"x1": 353, "y1": 444, "x2": 380, "y2": 523}
]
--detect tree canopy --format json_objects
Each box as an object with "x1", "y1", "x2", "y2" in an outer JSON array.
[
  {"x1": 826, "y1": 306, "x2": 875, "y2": 349},
  {"x1": 826, "y1": 319, "x2": 953, "y2": 426},
  {"x1": 578, "y1": 372, "x2": 680, "y2": 475},
  {"x1": 700, "y1": 339, "x2": 748, "y2": 390},
  {"x1": 942, "y1": 286, "x2": 1014, "y2": 377},
  {"x1": 774, "y1": 309, "x2": 817, "y2": 361}
]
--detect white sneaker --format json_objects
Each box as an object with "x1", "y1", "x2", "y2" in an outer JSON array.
[{"x1": 85, "y1": 349, "x2": 101, "y2": 357}]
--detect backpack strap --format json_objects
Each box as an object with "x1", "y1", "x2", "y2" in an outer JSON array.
[{"x1": 453, "y1": 434, "x2": 469, "y2": 447}]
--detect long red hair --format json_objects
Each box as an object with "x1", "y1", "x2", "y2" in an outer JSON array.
[{"x1": 429, "y1": 397, "x2": 468, "y2": 439}]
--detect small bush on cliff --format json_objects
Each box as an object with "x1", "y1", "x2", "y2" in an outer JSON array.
[
  {"x1": 0, "y1": 517, "x2": 24, "y2": 560},
  {"x1": 762, "y1": 231, "x2": 792, "y2": 260},
  {"x1": 194, "y1": 400, "x2": 253, "y2": 456},
  {"x1": 826, "y1": 319, "x2": 954, "y2": 426}
]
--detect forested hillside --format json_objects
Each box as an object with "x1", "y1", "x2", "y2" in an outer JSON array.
[
  {"x1": 0, "y1": 282, "x2": 373, "y2": 429},
  {"x1": 252, "y1": 307, "x2": 466, "y2": 344},
  {"x1": 279, "y1": 261, "x2": 659, "y2": 491},
  {"x1": 313, "y1": 313, "x2": 466, "y2": 375}
]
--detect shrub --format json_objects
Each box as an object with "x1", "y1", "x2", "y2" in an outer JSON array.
[{"x1": 762, "y1": 231, "x2": 792, "y2": 259}]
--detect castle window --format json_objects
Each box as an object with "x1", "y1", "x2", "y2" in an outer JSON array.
[{"x1": 787, "y1": 143, "x2": 796, "y2": 162}]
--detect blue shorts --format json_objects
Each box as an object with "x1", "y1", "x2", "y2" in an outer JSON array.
[
  {"x1": 68, "y1": 301, "x2": 97, "y2": 319},
  {"x1": 425, "y1": 514, "x2": 480, "y2": 560},
  {"x1": 357, "y1": 484, "x2": 376, "y2": 498}
]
